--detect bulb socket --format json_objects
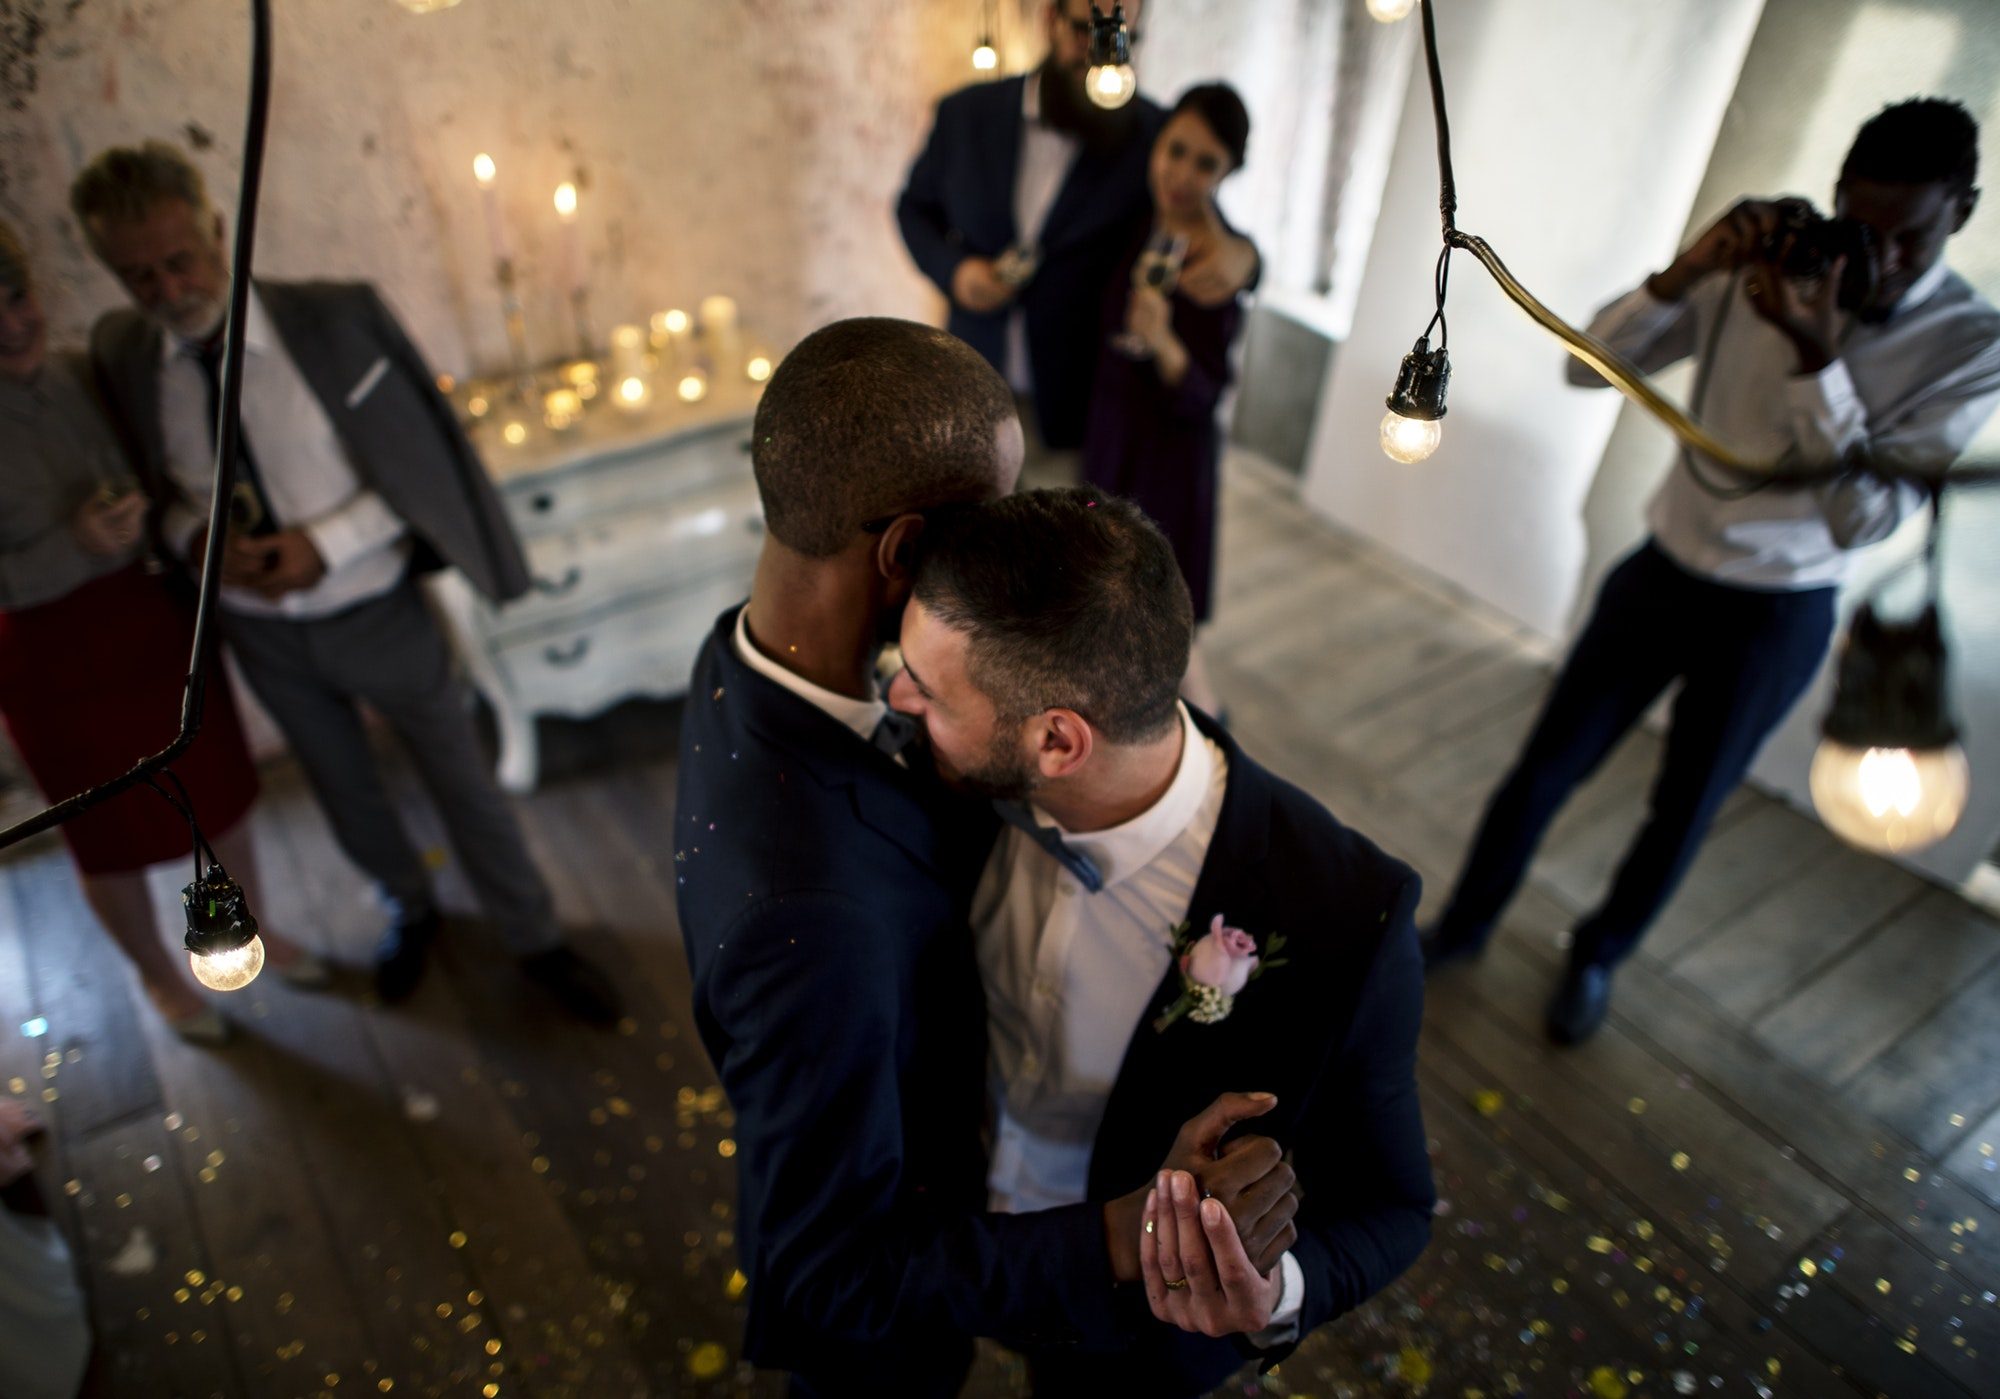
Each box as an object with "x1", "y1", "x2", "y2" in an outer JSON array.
[
  {"x1": 1387, "y1": 338, "x2": 1450, "y2": 421},
  {"x1": 1821, "y1": 603, "x2": 1958, "y2": 751},
  {"x1": 183, "y1": 864, "x2": 261, "y2": 959},
  {"x1": 1088, "y1": 3, "x2": 1132, "y2": 67}
]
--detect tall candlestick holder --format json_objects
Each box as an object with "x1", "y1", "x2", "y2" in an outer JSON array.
[
  {"x1": 495, "y1": 258, "x2": 539, "y2": 406},
  {"x1": 569, "y1": 286, "x2": 596, "y2": 363}
]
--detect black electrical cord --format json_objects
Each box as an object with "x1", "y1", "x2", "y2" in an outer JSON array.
[
  {"x1": 0, "y1": 0, "x2": 271, "y2": 854},
  {"x1": 1411, "y1": 0, "x2": 2000, "y2": 495}
]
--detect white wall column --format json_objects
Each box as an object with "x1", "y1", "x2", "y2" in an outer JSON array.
[{"x1": 1300, "y1": 0, "x2": 1767, "y2": 639}]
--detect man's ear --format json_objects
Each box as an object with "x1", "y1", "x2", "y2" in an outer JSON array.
[
  {"x1": 875, "y1": 513, "x2": 927, "y2": 583},
  {"x1": 1952, "y1": 184, "x2": 1980, "y2": 235},
  {"x1": 1033, "y1": 707, "x2": 1095, "y2": 783}
]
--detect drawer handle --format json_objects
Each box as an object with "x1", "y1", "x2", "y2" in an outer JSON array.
[
  {"x1": 530, "y1": 492, "x2": 557, "y2": 513},
  {"x1": 531, "y1": 566, "x2": 583, "y2": 597},
  {"x1": 543, "y1": 636, "x2": 592, "y2": 667}
]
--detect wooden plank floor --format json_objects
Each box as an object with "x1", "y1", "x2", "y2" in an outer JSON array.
[{"x1": 2, "y1": 453, "x2": 1995, "y2": 1397}]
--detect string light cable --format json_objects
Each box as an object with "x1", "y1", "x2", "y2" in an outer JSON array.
[
  {"x1": 1398, "y1": 0, "x2": 1991, "y2": 854},
  {"x1": 0, "y1": 0, "x2": 276, "y2": 952}
]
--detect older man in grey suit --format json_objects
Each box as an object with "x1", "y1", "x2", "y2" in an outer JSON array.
[{"x1": 73, "y1": 140, "x2": 618, "y2": 1023}]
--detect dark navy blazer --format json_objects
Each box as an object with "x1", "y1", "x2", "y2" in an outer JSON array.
[
  {"x1": 675, "y1": 607, "x2": 1133, "y2": 1393},
  {"x1": 1027, "y1": 709, "x2": 1437, "y2": 1395},
  {"x1": 896, "y1": 74, "x2": 1165, "y2": 450}
]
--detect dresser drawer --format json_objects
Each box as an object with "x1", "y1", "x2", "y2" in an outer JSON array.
[
  {"x1": 494, "y1": 571, "x2": 750, "y2": 718},
  {"x1": 492, "y1": 477, "x2": 764, "y2": 642},
  {"x1": 502, "y1": 422, "x2": 752, "y2": 537}
]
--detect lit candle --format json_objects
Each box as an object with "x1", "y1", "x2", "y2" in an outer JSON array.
[
  {"x1": 699, "y1": 295, "x2": 741, "y2": 378},
  {"x1": 610, "y1": 324, "x2": 647, "y2": 382},
  {"x1": 473, "y1": 153, "x2": 511, "y2": 263},
  {"x1": 614, "y1": 374, "x2": 653, "y2": 413},
  {"x1": 554, "y1": 182, "x2": 583, "y2": 296},
  {"x1": 543, "y1": 387, "x2": 582, "y2": 431}
]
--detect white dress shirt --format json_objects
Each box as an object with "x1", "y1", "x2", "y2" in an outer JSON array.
[
  {"x1": 1584, "y1": 259, "x2": 2000, "y2": 590},
  {"x1": 1005, "y1": 74, "x2": 1082, "y2": 395},
  {"x1": 974, "y1": 704, "x2": 1304, "y2": 1333},
  {"x1": 731, "y1": 605, "x2": 887, "y2": 742},
  {"x1": 159, "y1": 287, "x2": 409, "y2": 619}
]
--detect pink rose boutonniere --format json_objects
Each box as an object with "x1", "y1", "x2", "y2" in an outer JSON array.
[{"x1": 1154, "y1": 914, "x2": 1290, "y2": 1032}]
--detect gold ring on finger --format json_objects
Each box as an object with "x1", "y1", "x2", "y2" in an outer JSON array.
[{"x1": 1164, "y1": 1277, "x2": 1190, "y2": 1291}]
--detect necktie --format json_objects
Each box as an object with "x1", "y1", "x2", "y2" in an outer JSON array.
[
  {"x1": 994, "y1": 799, "x2": 1104, "y2": 893},
  {"x1": 870, "y1": 709, "x2": 921, "y2": 758},
  {"x1": 187, "y1": 337, "x2": 279, "y2": 537}
]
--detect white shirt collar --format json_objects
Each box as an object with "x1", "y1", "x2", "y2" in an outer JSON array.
[
  {"x1": 732, "y1": 604, "x2": 887, "y2": 744},
  {"x1": 1030, "y1": 704, "x2": 1214, "y2": 890},
  {"x1": 1883, "y1": 259, "x2": 1951, "y2": 320},
  {"x1": 161, "y1": 283, "x2": 276, "y2": 364}
]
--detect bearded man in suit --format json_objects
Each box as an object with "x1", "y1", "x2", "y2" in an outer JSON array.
[
  {"x1": 890, "y1": 487, "x2": 1435, "y2": 1396},
  {"x1": 74, "y1": 140, "x2": 617, "y2": 1021}
]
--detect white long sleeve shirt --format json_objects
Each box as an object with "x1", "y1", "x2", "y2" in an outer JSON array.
[
  {"x1": 159, "y1": 288, "x2": 409, "y2": 618},
  {"x1": 1580, "y1": 259, "x2": 2000, "y2": 589},
  {"x1": 973, "y1": 704, "x2": 1305, "y2": 1336}
]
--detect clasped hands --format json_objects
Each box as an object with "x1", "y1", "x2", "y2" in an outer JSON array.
[{"x1": 1103, "y1": 1091, "x2": 1297, "y2": 1339}]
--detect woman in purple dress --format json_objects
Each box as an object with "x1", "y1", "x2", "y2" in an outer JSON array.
[{"x1": 1082, "y1": 84, "x2": 1250, "y2": 715}]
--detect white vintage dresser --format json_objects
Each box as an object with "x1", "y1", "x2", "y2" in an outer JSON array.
[{"x1": 430, "y1": 380, "x2": 765, "y2": 791}]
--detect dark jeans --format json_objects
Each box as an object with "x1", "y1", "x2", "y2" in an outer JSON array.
[{"x1": 1435, "y1": 541, "x2": 1836, "y2": 969}]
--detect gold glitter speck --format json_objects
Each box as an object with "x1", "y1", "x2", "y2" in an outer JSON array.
[{"x1": 449, "y1": 1231, "x2": 468, "y2": 1249}]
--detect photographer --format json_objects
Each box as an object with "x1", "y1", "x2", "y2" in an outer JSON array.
[{"x1": 1422, "y1": 98, "x2": 2000, "y2": 1044}]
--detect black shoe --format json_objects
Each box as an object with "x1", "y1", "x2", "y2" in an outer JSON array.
[
  {"x1": 1546, "y1": 959, "x2": 1613, "y2": 1045},
  {"x1": 1420, "y1": 927, "x2": 1486, "y2": 973},
  {"x1": 520, "y1": 947, "x2": 623, "y2": 1027},
  {"x1": 374, "y1": 910, "x2": 443, "y2": 1003}
]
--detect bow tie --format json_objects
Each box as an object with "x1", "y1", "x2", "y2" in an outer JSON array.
[
  {"x1": 994, "y1": 799, "x2": 1104, "y2": 893},
  {"x1": 870, "y1": 709, "x2": 922, "y2": 758}
]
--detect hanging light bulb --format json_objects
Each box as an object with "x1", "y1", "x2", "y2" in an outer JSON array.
[
  {"x1": 1366, "y1": 0, "x2": 1418, "y2": 22},
  {"x1": 1809, "y1": 603, "x2": 1970, "y2": 855},
  {"x1": 1380, "y1": 335, "x2": 1450, "y2": 462},
  {"x1": 972, "y1": 36, "x2": 998, "y2": 71},
  {"x1": 1085, "y1": 3, "x2": 1137, "y2": 110},
  {"x1": 183, "y1": 864, "x2": 266, "y2": 993}
]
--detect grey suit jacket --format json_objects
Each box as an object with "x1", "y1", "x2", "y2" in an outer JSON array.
[{"x1": 88, "y1": 280, "x2": 531, "y2": 603}]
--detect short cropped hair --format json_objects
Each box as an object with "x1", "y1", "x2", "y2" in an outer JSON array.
[
  {"x1": 751, "y1": 318, "x2": 1017, "y2": 558},
  {"x1": 913, "y1": 488, "x2": 1192, "y2": 744},
  {"x1": 1843, "y1": 98, "x2": 1980, "y2": 193},
  {"x1": 69, "y1": 141, "x2": 212, "y2": 239},
  {"x1": 0, "y1": 220, "x2": 27, "y2": 294}
]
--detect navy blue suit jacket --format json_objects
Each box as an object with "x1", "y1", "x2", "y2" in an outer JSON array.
[
  {"x1": 896, "y1": 74, "x2": 1164, "y2": 449},
  {"x1": 1030, "y1": 710, "x2": 1436, "y2": 1395},
  {"x1": 675, "y1": 607, "x2": 1135, "y2": 1392}
]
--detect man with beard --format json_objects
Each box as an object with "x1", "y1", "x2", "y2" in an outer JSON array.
[
  {"x1": 897, "y1": 0, "x2": 1258, "y2": 476},
  {"x1": 73, "y1": 141, "x2": 620, "y2": 1022},
  {"x1": 887, "y1": 488, "x2": 1434, "y2": 1396},
  {"x1": 675, "y1": 320, "x2": 1299, "y2": 1395}
]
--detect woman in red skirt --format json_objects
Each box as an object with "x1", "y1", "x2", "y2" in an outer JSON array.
[{"x1": 0, "y1": 222, "x2": 319, "y2": 1042}]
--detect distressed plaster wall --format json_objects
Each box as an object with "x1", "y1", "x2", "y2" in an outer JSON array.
[{"x1": 0, "y1": 0, "x2": 995, "y2": 376}]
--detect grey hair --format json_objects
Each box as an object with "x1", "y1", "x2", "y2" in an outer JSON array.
[{"x1": 69, "y1": 141, "x2": 212, "y2": 242}]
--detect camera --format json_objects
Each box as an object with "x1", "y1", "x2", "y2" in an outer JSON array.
[{"x1": 1761, "y1": 198, "x2": 1878, "y2": 311}]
